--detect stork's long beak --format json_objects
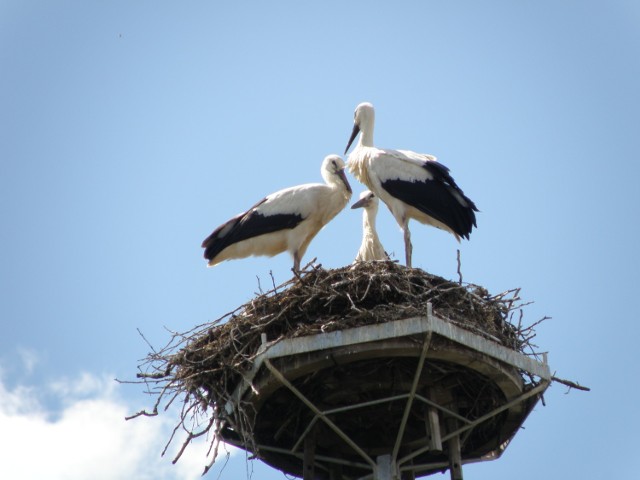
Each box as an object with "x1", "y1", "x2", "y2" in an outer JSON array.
[
  {"x1": 338, "y1": 168, "x2": 352, "y2": 193},
  {"x1": 350, "y1": 196, "x2": 369, "y2": 209},
  {"x1": 344, "y1": 123, "x2": 360, "y2": 154}
]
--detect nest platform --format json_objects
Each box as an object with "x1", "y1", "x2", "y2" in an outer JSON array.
[
  {"x1": 220, "y1": 309, "x2": 550, "y2": 480},
  {"x1": 133, "y1": 262, "x2": 552, "y2": 480}
]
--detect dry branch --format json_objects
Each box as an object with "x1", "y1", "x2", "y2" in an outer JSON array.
[{"x1": 552, "y1": 375, "x2": 591, "y2": 392}]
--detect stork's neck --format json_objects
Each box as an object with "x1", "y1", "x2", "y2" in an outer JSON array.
[
  {"x1": 363, "y1": 207, "x2": 379, "y2": 236},
  {"x1": 358, "y1": 124, "x2": 374, "y2": 148}
]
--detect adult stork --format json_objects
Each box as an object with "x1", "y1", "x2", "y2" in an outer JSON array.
[
  {"x1": 202, "y1": 154, "x2": 352, "y2": 272},
  {"x1": 351, "y1": 190, "x2": 388, "y2": 262},
  {"x1": 344, "y1": 102, "x2": 478, "y2": 267}
]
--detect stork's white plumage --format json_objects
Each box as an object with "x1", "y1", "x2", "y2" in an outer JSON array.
[
  {"x1": 344, "y1": 102, "x2": 478, "y2": 267},
  {"x1": 202, "y1": 154, "x2": 352, "y2": 272},
  {"x1": 351, "y1": 190, "x2": 388, "y2": 263}
]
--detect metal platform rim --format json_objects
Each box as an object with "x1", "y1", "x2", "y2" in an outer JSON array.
[{"x1": 225, "y1": 305, "x2": 551, "y2": 416}]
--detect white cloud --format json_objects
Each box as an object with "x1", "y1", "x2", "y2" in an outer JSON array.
[{"x1": 0, "y1": 371, "x2": 241, "y2": 480}]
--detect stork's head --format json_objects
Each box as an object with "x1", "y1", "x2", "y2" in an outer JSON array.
[
  {"x1": 351, "y1": 190, "x2": 378, "y2": 211},
  {"x1": 322, "y1": 154, "x2": 352, "y2": 194},
  {"x1": 345, "y1": 102, "x2": 375, "y2": 154}
]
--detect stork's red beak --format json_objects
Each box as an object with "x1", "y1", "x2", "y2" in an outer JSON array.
[{"x1": 344, "y1": 123, "x2": 360, "y2": 154}]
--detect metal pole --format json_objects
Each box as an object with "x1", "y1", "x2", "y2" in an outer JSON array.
[
  {"x1": 303, "y1": 424, "x2": 317, "y2": 480},
  {"x1": 446, "y1": 418, "x2": 463, "y2": 480},
  {"x1": 392, "y1": 332, "x2": 432, "y2": 460},
  {"x1": 375, "y1": 455, "x2": 393, "y2": 480},
  {"x1": 425, "y1": 391, "x2": 442, "y2": 452}
]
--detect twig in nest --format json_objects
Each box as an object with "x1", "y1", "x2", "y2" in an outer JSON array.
[
  {"x1": 269, "y1": 270, "x2": 277, "y2": 292},
  {"x1": 255, "y1": 275, "x2": 264, "y2": 295},
  {"x1": 135, "y1": 369, "x2": 171, "y2": 380},
  {"x1": 137, "y1": 327, "x2": 158, "y2": 354},
  {"x1": 551, "y1": 375, "x2": 591, "y2": 392},
  {"x1": 345, "y1": 292, "x2": 362, "y2": 313},
  {"x1": 125, "y1": 408, "x2": 158, "y2": 420}
]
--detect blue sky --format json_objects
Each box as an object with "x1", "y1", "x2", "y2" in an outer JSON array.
[{"x1": 1, "y1": 1, "x2": 639, "y2": 478}]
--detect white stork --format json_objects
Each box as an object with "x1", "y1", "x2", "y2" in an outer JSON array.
[
  {"x1": 344, "y1": 102, "x2": 478, "y2": 267},
  {"x1": 351, "y1": 190, "x2": 388, "y2": 262},
  {"x1": 202, "y1": 154, "x2": 352, "y2": 272}
]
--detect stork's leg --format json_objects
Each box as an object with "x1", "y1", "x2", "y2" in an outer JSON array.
[
  {"x1": 403, "y1": 227, "x2": 412, "y2": 268},
  {"x1": 293, "y1": 251, "x2": 301, "y2": 273}
]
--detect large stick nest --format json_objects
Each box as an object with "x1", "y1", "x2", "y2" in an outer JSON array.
[
  {"x1": 125, "y1": 261, "x2": 548, "y2": 474},
  {"x1": 177, "y1": 262, "x2": 527, "y2": 396}
]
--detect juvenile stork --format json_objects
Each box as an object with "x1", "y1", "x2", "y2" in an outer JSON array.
[
  {"x1": 344, "y1": 102, "x2": 478, "y2": 267},
  {"x1": 201, "y1": 154, "x2": 352, "y2": 273},
  {"x1": 351, "y1": 190, "x2": 388, "y2": 262}
]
